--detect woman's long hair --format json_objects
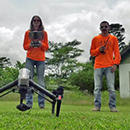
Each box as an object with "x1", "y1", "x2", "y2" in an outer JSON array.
[{"x1": 30, "y1": 15, "x2": 44, "y2": 39}]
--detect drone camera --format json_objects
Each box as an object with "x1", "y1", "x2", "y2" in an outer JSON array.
[{"x1": 18, "y1": 68, "x2": 30, "y2": 87}]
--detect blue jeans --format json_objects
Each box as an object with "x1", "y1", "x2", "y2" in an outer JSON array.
[
  {"x1": 25, "y1": 58, "x2": 45, "y2": 107},
  {"x1": 94, "y1": 67, "x2": 116, "y2": 109}
]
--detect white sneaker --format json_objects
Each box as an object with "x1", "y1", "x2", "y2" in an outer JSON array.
[
  {"x1": 91, "y1": 106, "x2": 100, "y2": 111},
  {"x1": 110, "y1": 107, "x2": 119, "y2": 112}
]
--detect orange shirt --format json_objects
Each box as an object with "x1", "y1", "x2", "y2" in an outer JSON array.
[
  {"x1": 23, "y1": 30, "x2": 49, "y2": 61},
  {"x1": 90, "y1": 34, "x2": 121, "y2": 69}
]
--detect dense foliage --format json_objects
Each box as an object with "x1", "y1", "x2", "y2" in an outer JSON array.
[
  {"x1": 46, "y1": 39, "x2": 84, "y2": 79},
  {"x1": 109, "y1": 23, "x2": 126, "y2": 51},
  {"x1": 0, "y1": 57, "x2": 120, "y2": 94}
]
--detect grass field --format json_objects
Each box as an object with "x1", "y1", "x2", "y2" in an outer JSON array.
[{"x1": 1, "y1": 91, "x2": 130, "y2": 130}]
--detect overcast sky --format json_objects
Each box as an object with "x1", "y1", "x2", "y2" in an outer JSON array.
[{"x1": 0, "y1": 0, "x2": 130, "y2": 65}]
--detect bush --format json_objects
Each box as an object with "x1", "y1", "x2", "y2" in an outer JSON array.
[
  {"x1": 68, "y1": 62, "x2": 94, "y2": 94},
  {"x1": 68, "y1": 62, "x2": 120, "y2": 94},
  {"x1": 0, "y1": 67, "x2": 19, "y2": 87}
]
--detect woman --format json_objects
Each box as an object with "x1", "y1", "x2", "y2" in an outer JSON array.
[{"x1": 23, "y1": 15, "x2": 49, "y2": 108}]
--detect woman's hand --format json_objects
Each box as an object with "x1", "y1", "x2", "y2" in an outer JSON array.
[
  {"x1": 29, "y1": 39, "x2": 42, "y2": 48},
  {"x1": 38, "y1": 41, "x2": 43, "y2": 47}
]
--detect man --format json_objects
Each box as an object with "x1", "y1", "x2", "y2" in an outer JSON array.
[{"x1": 90, "y1": 21, "x2": 121, "y2": 112}]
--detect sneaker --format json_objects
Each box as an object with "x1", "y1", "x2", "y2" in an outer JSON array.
[
  {"x1": 91, "y1": 106, "x2": 100, "y2": 111},
  {"x1": 26, "y1": 104, "x2": 32, "y2": 108},
  {"x1": 110, "y1": 107, "x2": 119, "y2": 112},
  {"x1": 40, "y1": 106, "x2": 45, "y2": 109},
  {"x1": 39, "y1": 104, "x2": 45, "y2": 109}
]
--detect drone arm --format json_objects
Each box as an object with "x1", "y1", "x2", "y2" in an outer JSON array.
[
  {"x1": 0, "y1": 79, "x2": 18, "y2": 93},
  {"x1": 29, "y1": 79, "x2": 56, "y2": 101}
]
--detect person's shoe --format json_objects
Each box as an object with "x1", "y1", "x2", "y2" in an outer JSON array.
[
  {"x1": 91, "y1": 106, "x2": 100, "y2": 111},
  {"x1": 39, "y1": 104, "x2": 45, "y2": 109},
  {"x1": 26, "y1": 104, "x2": 32, "y2": 108},
  {"x1": 40, "y1": 106, "x2": 45, "y2": 109},
  {"x1": 110, "y1": 107, "x2": 119, "y2": 112}
]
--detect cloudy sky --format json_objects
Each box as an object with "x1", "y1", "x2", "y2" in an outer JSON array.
[{"x1": 0, "y1": 0, "x2": 130, "y2": 65}]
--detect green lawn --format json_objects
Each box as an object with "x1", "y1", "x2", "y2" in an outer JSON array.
[{"x1": 0, "y1": 91, "x2": 130, "y2": 130}]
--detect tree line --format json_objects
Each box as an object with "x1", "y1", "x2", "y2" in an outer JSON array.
[{"x1": 0, "y1": 23, "x2": 126, "y2": 94}]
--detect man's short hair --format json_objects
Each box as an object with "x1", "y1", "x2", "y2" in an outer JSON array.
[{"x1": 100, "y1": 21, "x2": 109, "y2": 26}]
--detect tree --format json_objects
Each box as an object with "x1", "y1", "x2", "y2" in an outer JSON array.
[
  {"x1": 46, "y1": 39, "x2": 84, "y2": 79},
  {"x1": 14, "y1": 61, "x2": 25, "y2": 69},
  {"x1": 0, "y1": 61, "x2": 26, "y2": 87},
  {"x1": 109, "y1": 23, "x2": 126, "y2": 51},
  {"x1": 68, "y1": 62, "x2": 94, "y2": 94},
  {"x1": 0, "y1": 57, "x2": 11, "y2": 68}
]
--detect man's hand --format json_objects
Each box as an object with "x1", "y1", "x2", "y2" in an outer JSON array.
[
  {"x1": 99, "y1": 45, "x2": 105, "y2": 52},
  {"x1": 111, "y1": 64, "x2": 117, "y2": 73}
]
